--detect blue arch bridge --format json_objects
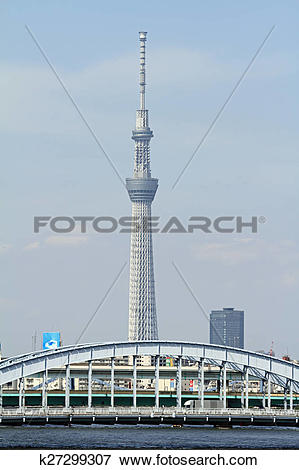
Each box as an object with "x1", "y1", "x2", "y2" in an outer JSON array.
[{"x1": 0, "y1": 341, "x2": 298, "y2": 427}]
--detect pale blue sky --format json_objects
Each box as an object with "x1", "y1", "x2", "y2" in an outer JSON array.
[{"x1": 1, "y1": 1, "x2": 299, "y2": 357}]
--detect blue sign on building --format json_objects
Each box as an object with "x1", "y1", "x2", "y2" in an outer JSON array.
[{"x1": 42, "y1": 332, "x2": 60, "y2": 350}]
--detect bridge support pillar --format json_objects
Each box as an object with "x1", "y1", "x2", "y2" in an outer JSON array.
[
  {"x1": 65, "y1": 364, "x2": 70, "y2": 409},
  {"x1": 219, "y1": 366, "x2": 223, "y2": 402},
  {"x1": 267, "y1": 374, "x2": 271, "y2": 410},
  {"x1": 241, "y1": 372, "x2": 245, "y2": 408},
  {"x1": 176, "y1": 356, "x2": 182, "y2": 409},
  {"x1": 198, "y1": 359, "x2": 205, "y2": 409},
  {"x1": 42, "y1": 369, "x2": 48, "y2": 409},
  {"x1": 197, "y1": 361, "x2": 201, "y2": 403},
  {"x1": 290, "y1": 380, "x2": 293, "y2": 411},
  {"x1": 88, "y1": 361, "x2": 92, "y2": 409},
  {"x1": 262, "y1": 380, "x2": 266, "y2": 409},
  {"x1": 223, "y1": 362, "x2": 227, "y2": 409},
  {"x1": 111, "y1": 357, "x2": 115, "y2": 408},
  {"x1": 133, "y1": 355, "x2": 137, "y2": 408},
  {"x1": 284, "y1": 387, "x2": 287, "y2": 411},
  {"x1": 18, "y1": 377, "x2": 25, "y2": 409},
  {"x1": 155, "y1": 355, "x2": 159, "y2": 409},
  {"x1": 245, "y1": 367, "x2": 249, "y2": 409}
]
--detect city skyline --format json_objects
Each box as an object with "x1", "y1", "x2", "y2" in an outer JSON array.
[{"x1": 1, "y1": 1, "x2": 299, "y2": 359}]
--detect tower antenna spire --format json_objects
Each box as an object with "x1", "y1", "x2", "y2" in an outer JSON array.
[{"x1": 139, "y1": 31, "x2": 147, "y2": 110}]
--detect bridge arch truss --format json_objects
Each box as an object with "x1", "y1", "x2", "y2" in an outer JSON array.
[{"x1": 0, "y1": 341, "x2": 298, "y2": 410}]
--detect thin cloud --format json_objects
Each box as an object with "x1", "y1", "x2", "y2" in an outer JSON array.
[
  {"x1": 195, "y1": 241, "x2": 257, "y2": 265},
  {"x1": 45, "y1": 235, "x2": 88, "y2": 246},
  {"x1": 281, "y1": 272, "x2": 299, "y2": 287},
  {"x1": 24, "y1": 241, "x2": 40, "y2": 251},
  {"x1": 0, "y1": 47, "x2": 294, "y2": 135},
  {"x1": 193, "y1": 238, "x2": 299, "y2": 267},
  {"x1": 0, "y1": 243, "x2": 12, "y2": 254}
]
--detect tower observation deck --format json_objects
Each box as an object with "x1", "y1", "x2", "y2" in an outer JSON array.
[{"x1": 126, "y1": 32, "x2": 158, "y2": 341}]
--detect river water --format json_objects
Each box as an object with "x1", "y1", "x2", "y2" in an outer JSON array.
[{"x1": 0, "y1": 425, "x2": 298, "y2": 449}]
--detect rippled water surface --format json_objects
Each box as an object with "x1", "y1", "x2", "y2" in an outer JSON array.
[{"x1": 0, "y1": 425, "x2": 298, "y2": 449}]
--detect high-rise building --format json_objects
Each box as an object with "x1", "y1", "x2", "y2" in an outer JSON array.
[
  {"x1": 126, "y1": 32, "x2": 158, "y2": 341},
  {"x1": 210, "y1": 308, "x2": 244, "y2": 349}
]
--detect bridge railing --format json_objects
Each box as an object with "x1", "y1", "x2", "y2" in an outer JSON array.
[{"x1": 1, "y1": 406, "x2": 298, "y2": 417}]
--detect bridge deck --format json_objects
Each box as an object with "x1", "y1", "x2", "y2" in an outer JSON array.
[{"x1": 1, "y1": 407, "x2": 298, "y2": 427}]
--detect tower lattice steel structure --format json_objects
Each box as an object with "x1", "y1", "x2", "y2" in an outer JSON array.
[{"x1": 126, "y1": 32, "x2": 158, "y2": 341}]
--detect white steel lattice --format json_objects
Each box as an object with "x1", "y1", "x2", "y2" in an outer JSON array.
[{"x1": 128, "y1": 201, "x2": 158, "y2": 340}]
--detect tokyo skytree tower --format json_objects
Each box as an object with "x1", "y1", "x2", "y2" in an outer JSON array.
[{"x1": 126, "y1": 32, "x2": 159, "y2": 341}]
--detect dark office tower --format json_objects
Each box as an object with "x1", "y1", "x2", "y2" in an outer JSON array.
[{"x1": 210, "y1": 308, "x2": 244, "y2": 349}]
